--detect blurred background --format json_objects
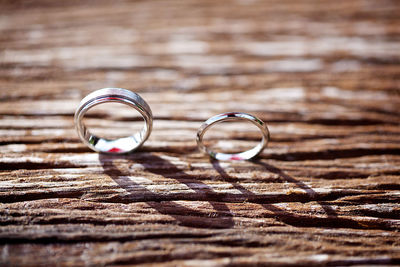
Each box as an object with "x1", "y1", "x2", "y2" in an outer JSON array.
[
  {"x1": 2, "y1": 0, "x2": 398, "y2": 95},
  {"x1": 0, "y1": 0, "x2": 399, "y2": 152}
]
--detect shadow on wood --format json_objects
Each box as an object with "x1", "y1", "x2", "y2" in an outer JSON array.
[
  {"x1": 213, "y1": 160, "x2": 394, "y2": 230},
  {"x1": 99, "y1": 153, "x2": 397, "y2": 230},
  {"x1": 99, "y1": 153, "x2": 235, "y2": 229}
]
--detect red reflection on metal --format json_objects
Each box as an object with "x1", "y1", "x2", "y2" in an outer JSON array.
[
  {"x1": 108, "y1": 147, "x2": 122, "y2": 153},
  {"x1": 224, "y1": 112, "x2": 236, "y2": 117},
  {"x1": 229, "y1": 155, "x2": 243, "y2": 161},
  {"x1": 105, "y1": 97, "x2": 121, "y2": 101}
]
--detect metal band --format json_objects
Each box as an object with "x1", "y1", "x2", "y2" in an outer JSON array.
[
  {"x1": 74, "y1": 88, "x2": 153, "y2": 153},
  {"x1": 196, "y1": 112, "x2": 270, "y2": 160}
]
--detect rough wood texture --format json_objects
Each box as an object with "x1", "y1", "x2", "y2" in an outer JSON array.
[{"x1": 1, "y1": 0, "x2": 400, "y2": 266}]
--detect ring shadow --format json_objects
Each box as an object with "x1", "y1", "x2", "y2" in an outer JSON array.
[
  {"x1": 99, "y1": 153, "x2": 234, "y2": 229},
  {"x1": 100, "y1": 152, "x2": 347, "y2": 229},
  {"x1": 211, "y1": 159, "x2": 348, "y2": 228}
]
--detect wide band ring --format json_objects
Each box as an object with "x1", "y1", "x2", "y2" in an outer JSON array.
[
  {"x1": 74, "y1": 88, "x2": 153, "y2": 154},
  {"x1": 196, "y1": 112, "x2": 270, "y2": 160}
]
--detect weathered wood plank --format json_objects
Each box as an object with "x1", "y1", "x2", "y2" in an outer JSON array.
[{"x1": 0, "y1": 0, "x2": 399, "y2": 266}]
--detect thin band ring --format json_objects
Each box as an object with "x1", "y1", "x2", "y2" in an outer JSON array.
[
  {"x1": 74, "y1": 88, "x2": 153, "y2": 154},
  {"x1": 196, "y1": 112, "x2": 270, "y2": 160}
]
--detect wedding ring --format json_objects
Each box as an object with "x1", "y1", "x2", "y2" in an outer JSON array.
[
  {"x1": 74, "y1": 88, "x2": 153, "y2": 153},
  {"x1": 196, "y1": 112, "x2": 270, "y2": 160}
]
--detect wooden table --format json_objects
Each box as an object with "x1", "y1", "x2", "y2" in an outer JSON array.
[{"x1": 1, "y1": 0, "x2": 399, "y2": 266}]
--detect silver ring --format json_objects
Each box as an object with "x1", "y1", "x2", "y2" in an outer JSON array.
[
  {"x1": 196, "y1": 112, "x2": 270, "y2": 160},
  {"x1": 74, "y1": 88, "x2": 153, "y2": 153}
]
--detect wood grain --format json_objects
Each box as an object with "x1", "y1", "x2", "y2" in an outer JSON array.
[{"x1": 0, "y1": 0, "x2": 399, "y2": 266}]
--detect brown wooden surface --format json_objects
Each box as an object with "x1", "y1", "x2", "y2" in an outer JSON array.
[{"x1": 1, "y1": 0, "x2": 400, "y2": 266}]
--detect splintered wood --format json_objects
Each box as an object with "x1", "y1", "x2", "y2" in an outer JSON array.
[{"x1": 0, "y1": 0, "x2": 399, "y2": 266}]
